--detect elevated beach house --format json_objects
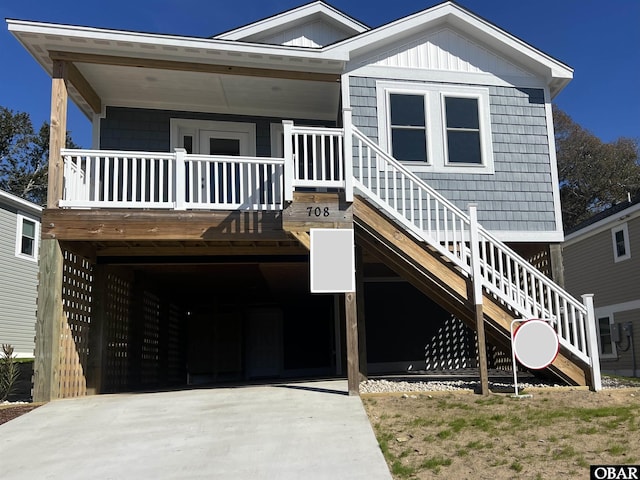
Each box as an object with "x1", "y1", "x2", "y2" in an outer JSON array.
[{"x1": 8, "y1": 1, "x2": 602, "y2": 401}]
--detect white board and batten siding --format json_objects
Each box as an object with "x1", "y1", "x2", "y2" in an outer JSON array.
[{"x1": 0, "y1": 191, "x2": 41, "y2": 358}]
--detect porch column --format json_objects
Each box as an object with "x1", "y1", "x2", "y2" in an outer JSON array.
[{"x1": 33, "y1": 60, "x2": 69, "y2": 402}]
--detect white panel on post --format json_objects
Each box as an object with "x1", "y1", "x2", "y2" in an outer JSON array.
[{"x1": 310, "y1": 228, "x2": 355, "y2": 293}]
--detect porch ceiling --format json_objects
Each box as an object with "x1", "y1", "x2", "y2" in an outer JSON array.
[{"x1": 76, "y1": 62, "x2": 341, "y2": 120}]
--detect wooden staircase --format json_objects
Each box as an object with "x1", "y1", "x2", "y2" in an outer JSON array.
[{"x1": 353, "y1": 194, "x2": 591, "y2": 387}]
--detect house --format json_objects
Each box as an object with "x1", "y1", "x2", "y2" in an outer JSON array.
[
  {"x1": 8, "y1": 1, "x2": 602, "y2": 401},
  {"x1": 563, "y1": 196, "x2": 640, "y2": 378},
  {"x1": 0, "y1": 189, "x2": 41, "y2": 358}
]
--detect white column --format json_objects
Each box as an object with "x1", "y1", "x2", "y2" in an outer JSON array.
[
  {"x1": 174, "y1": 148, "x2": 187, "y2": 210},
  {"x1": 283, "y1": 120, "x2": 294, "y2": 202},
  {"x1": 343, "y1": 108, "x2": 354, "y2": 202}
]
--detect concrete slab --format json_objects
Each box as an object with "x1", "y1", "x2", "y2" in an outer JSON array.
[{"x1": 0, "y1": 380, "x2": 391, "y2": 480}]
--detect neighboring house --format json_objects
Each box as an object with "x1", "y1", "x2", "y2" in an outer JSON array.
[
  {"x1": 563, "y1": 196, "x2": 640, "y2": 378},
  {"x1": 0, "y1": 189, "x2": 41, "y2": 358},
  {"x1": 8, "y1": 1, "x2": 602, "y2": 401}
]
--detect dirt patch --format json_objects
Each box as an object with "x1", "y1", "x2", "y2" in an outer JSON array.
[
  {"x1": 0, "y1": 404, "x2": 42, "y2": 426},
  {"x1": 364, "y1": 387, "x2": 640, "y2": 479}
]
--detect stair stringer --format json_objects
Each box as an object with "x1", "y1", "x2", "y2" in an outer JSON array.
[{"x1": 353, "y1": 195, "x2": 589, "y2": 387}]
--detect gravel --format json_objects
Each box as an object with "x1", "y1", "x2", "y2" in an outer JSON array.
[{"x1": 360, "y1": 374, "x2": 640, "y2": 394}]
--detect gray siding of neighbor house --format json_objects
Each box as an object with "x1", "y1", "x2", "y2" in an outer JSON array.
[
  {"x1": 0, "y1": 201, "x2": 38, "y2": 357},
  {"x1": 563, "y1": 216, "x2": 640, "y2": 375},
  {"x1": 563, "y1": 218, "x2": 640, "y2": 307},
  {"x1": 350, "y1": 77, "x2": 556, "y2": 232},
  {"x1": 100, "y1": 107, "x2": 335, "y2": 154}
]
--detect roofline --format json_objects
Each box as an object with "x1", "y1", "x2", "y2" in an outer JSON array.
[
  {"x1": 564, "y1": 201, "x2": 640, "y2": 245},
  {"x1": 213, "y1": 1, "x2": 369, "y2": 40},
  {"x1": 6, "y1": 18, "x2": 350, "y2": 61},
  {"x1": 0, "y1": 189, "x2": 43, "y2": 214}
]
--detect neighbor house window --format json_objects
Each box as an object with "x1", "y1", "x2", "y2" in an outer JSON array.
[
  {"x1": 377, "y1": 82, "x2": 493, "y2": 173},
  {"x1": 596, "y1": 315, "x2": 617, "y2": 359},
  {"x1": 611, "y1": 224, "x2": 630, "y2": 262},
  {"x1": 15, "y1": 214, "x2": 39, "y2": 261}
]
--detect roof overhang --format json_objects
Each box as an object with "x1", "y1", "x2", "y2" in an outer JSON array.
[{"x1": 0, "y1": 189, "x2": 43, "y2": 214}]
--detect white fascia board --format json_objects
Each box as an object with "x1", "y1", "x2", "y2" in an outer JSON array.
[
  {"x1": 0, "y1": 189, "x2": 43, "y2": 214},
  {"x1": 327, "y1": 2, "x2": 572, "y2": 87},
  {"x1": 564, "y1": 203, "x2": 640, "y2": 246},
  {"x1": 6, "y1": 19, "x2": 349, "y2": 62},
  {"x1": 214, "y1": 1, "x2": 368, "y2": 41}
]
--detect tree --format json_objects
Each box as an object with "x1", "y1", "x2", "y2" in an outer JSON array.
[
  {"x1": 554, "y1": 105, "x2": 640, "y2": 230},
  {"x1": 0, "y1": 106, "x2": 78, "y2": 206}
]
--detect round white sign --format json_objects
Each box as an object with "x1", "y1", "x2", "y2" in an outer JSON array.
[{"x1": 512, "y1": 319, "x2": 559, "y2": 370}]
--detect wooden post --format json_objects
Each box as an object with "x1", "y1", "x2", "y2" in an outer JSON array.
[
  {"x1": 345, "y1": 291, "x2": 359, "y2": 396},
  {"x1": 48, "y1": 60, "x2": 68, "y2": 209},
  {"x1": 549, "y1": 244, "x2": 565, "y2": 287},
  {"x1": 86, "y1": 264, "x2": 106, "y2": 395},
  {"x1": 355, "y1": 246, "x2": 367, "y2": 380},
  {"x1": 33, "y1": 60, "x2": 69, "y2": 402},
  {"x1": 468, "y1": 204, "x2": 489, "y2": 395},
  {"x1": 582, "y1": 294, "x2": 602, "y2": 392},
  {"x1": 33, "y1": 240, "x2": 64, "y2": 402}
]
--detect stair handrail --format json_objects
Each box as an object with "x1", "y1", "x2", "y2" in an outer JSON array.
[{"x1": 351, "y1": 126, "x2": 592, "y2": 364}]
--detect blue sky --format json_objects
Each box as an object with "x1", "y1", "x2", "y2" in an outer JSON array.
[{"x1": 1, "y1": 0, "x2": 638, "y2": 148}]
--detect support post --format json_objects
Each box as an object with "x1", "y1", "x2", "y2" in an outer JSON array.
[
  {"x1": 342, "y1": 108, "x2": 354, "y2": 202},
  {"x1": 355, "y1": 245, "x2": 367, "y2": 380},
  {"x1": 582, "y1": 294, "x2": 602, "y2": 391},
  {"x1": 345, "y1": 291, "x2": 359, "y2": 396},
  {"x1": 468, "y1": 204, "x2": 489, "y2": 395},
  {"x1": 174, "y1": 148, "x2": 187, "y2": 210},
  {"x1": 283, "y1": 120, "x2": 294, "y2": 202},
  {"x1": 549, "y1": 244, "x2": 565, "y2": 287},
  {"x1": 48, "y1": 60, "x2": 68, "y2": 209}
]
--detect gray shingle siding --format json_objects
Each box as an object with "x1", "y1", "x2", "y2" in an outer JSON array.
[
  {"x1": 349, "y1": 77, "x2": 557, "y2": 232},
  {"x1": 0, "y1": 201, "x2": 38, "y2": 357},
  {"x1": 100, "y1": 107, "x2": 334, "y2": 156}
]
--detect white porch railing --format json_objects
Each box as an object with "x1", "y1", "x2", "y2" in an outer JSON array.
[
  {"x1": 350, "y1": 126, "x2": 599, "y2": 386},
  {"x1": 61, "y1": 149, "x2": 284, "y2": 210}
]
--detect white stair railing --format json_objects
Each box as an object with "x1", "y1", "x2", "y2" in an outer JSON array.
[{"x1": 351, "y1": 126, "x2": 595, "y2": 368}]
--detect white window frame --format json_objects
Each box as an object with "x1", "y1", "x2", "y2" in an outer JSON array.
[
  {"x1": 170, "y1": 119, "x2": 256, "y2": 156},
  {"x1": 377, "y1": 81, "x2": 494, "y2": 174},
  {"x1": 15, "y1": 212, "x2": 39, "y2": 262},
  {"x1": 595, "y1": 314, "x2": 617, "y2": 360},
  {"x1": 611, "y1": 223, "x2": 631, "y2": 262}
]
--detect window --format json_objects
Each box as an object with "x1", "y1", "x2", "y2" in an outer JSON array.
[
  {"x1": 15, "y1": 214, "x2": 39, "y2": 261},
  {"x1": 611, "y1": 224, "x2": 631, "y2": 262},
  {"x1": 596, "y1": 315, "x2": 617, "y2": 359},
  {"x1": 389, "y1": 94, "x2": 427, "y2": 162},
  {"x1": 444, "y1": 97, "x2": 481, "y2": 164},
  {"x1": 377, "y1": 82, "x2": 493, "y2": 173}
]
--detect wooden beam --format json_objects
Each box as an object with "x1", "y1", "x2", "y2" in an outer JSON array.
[
  {"x1": 345, "y1": 291, "x2": 359, "y2": 396},
  {"x1": 282, "y1": 192, "x2": 353, "y2": 231},
  {"x1": 42, "y1": 209, "x2": 287, "y2": 241},
  {"x1": 33, "y1": 239, "x2": 64, "y2": 402},
  {"x1": 94, "y1": 244, "x2": 308, "y2": 257},
  {"x1": 66, "y1": 62, "x2": 101, "y2": 114},
  {"x1": 49, "y1": 50, "x2": 340, "y2": 83},
  {"x1": 47, "y1": 60, "x2": 68, "y2": 209},
  {"x1": 289, "y1": 231, "x2": 311, "y2": 250}
]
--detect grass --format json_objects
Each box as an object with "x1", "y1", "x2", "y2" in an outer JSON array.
[{"x1": 364, "y1": 387, "x2": 640, "y2": 479}]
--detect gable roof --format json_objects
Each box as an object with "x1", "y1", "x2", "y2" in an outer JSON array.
[
  {"x1": 213, "y1": 1, "x2": 368, "y2": 44},
  {"x1": 564, "y1": 195, "x2": 640, "y2": 244}
]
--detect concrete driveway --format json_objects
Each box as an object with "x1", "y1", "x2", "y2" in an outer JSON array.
[{"x1": 0, "y1": 380, "x2": 391, "y2": 480}]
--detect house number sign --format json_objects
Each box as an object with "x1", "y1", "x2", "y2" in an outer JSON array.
[{"x1": 306, "y1": 206, "x2": 331, "y2": 217}]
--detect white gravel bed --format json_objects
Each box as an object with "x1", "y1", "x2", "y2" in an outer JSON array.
[{"x1": 360, "y1": 375, "x2": 639, "y2": 394}]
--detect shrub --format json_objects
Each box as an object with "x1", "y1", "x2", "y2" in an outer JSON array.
[{"x1": 0, "y1": 344, "x2": 20, "y2": 401}]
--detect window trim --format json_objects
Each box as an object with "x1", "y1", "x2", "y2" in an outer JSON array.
[
  {"x1": 596, "y1": 314, "x2": 617, "y2": 359},
  {"x1": 15, "y1": 212, "x2": 39, "y2": 262},
  {"x1": 611, "y1": 223, "x2": 631, "y2": 262},
  {"x1": 377, "y1": 81, "x2": 494, "y2": 174}
]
